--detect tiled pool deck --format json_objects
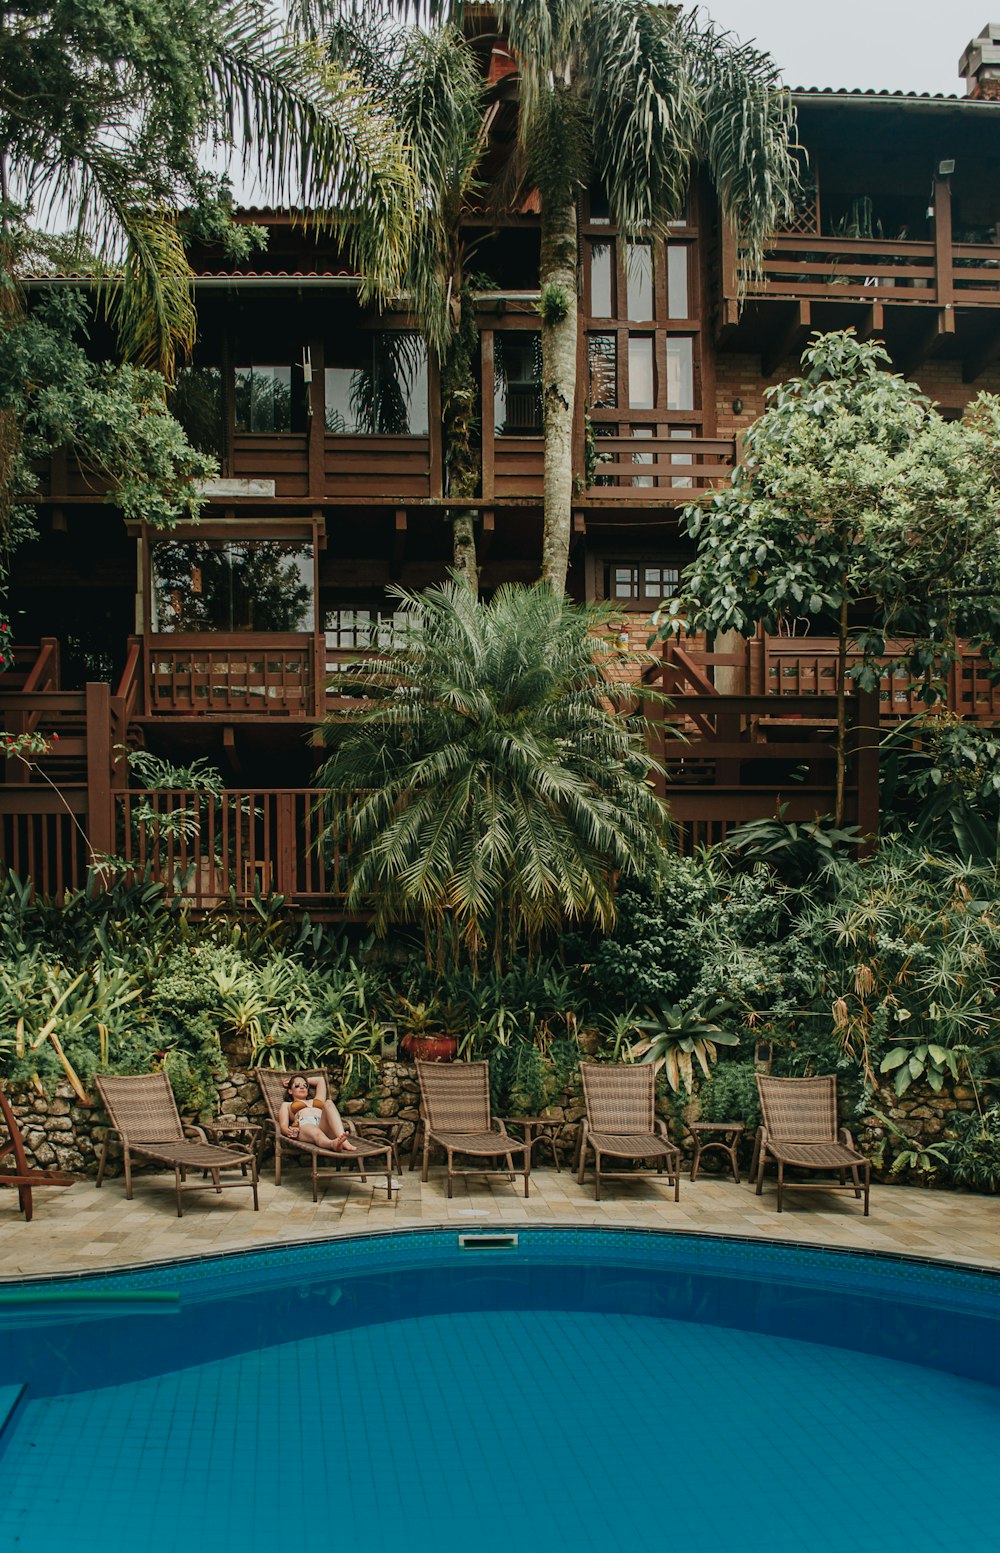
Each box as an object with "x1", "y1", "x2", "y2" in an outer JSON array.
[{"x1": 1, "y1": 1159, "x2": 997, "y2": 1278}]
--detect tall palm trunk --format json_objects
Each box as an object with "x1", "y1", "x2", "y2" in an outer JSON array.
[{"x1": 539, "y1": 188, "x2": 579, "y2": 595}]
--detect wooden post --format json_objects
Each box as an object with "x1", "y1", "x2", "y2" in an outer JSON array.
[
  {"x1": 932, "y1": 175, "x2": 954, "y2": 312},
  {"x1": 85, "y1": 682, "x2": 114, "y2": 860},
  {"x1": 276, "y1": 792, "x2": 297, "y2": 900},
  {"x1": 481, "y1": 330, "x2": 495, "y2": 501},
  {"x1": 307, "y1": 339, "x2": 326, "y2": 497},
  {"x1": 853, "y1": 688, "x2": 881, "y2": 852}
]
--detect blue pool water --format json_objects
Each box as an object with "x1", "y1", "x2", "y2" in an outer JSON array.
[{"x1": 0, "y1": 1229, "x2": 998, "y2": 1553}]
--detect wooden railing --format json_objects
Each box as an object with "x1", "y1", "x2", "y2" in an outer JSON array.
[
  {"x1": 114, "y1": 788, "x2": 350, "y2": 907},
  {"x1": 324, "y1": 435, "x2": 433, "y2": 498},
  {"x1": 737, "y1": 234, "x2": 1000, "y2": 309},
  {"x1": 144, "y1": 634, "x2": 318, "y2": 717},
  {"x1": 584, "y1": 433, "x2": 736, "y2": 498},
  {"x1": 762, "y1": 638, "x2": 1000, "y2": 720}
]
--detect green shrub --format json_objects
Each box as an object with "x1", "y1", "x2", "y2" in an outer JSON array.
[
  {"x1": 696, "y1": 1060, "x2": 761, "y2": 1131},
  {"x1": 947, "y1": 1105, "x2": 1000, "y2": 1193}
]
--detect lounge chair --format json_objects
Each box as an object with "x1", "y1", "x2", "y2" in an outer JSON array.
[
  {"x1": 577, "y1": 1062, "x2": 681, "y2": 1202},
  {"x1": 0, "y1": 1079, "x2": 73, "y2": 1221},
  {"x1": 95, "y1": 1072, "x2": 259, "y2": 1217},
  {"x1": 255, "y1": 1068, "x2": 394, "y2": 1202},
  {"x1": 753, "y1": 1074, "x2": 871, "y2": 1215},
  {"x1": 412, "y1": 1060, "x2": 530, "y2": 1198}
]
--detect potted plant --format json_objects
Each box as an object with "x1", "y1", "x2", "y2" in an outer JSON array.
[{"x1": 395, "y1": 997, "x2": 456, "y2": 1063}]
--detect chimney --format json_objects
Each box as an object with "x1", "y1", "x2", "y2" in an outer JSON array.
[{"x1": 960, "y1": 23, "x2": 1000, "y2": 98}]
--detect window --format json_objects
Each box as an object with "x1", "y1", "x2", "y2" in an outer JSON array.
[
  {"x1": 666, "y1": 245, "x2": 689, "y2": 317},
  {"x1": 625, "y1": 244, "x2": 654, "y2": 320},
  {"x1": 325, "y1": 333, "x2": 428, "y2": 435},
  {"x1": 151, "y1": 540, "x2": 315, "y2": 633},
  {"x1": 607, "y1": 562, "x2": 680, "y2": 607},
  {"x1": 627, "y1": 337, "x2": 655, "y2": 409},
  {"x1": 666, "y1": 337, "x2": 694, "y2": 410},
  {"x1": 588, "y1": 334, "x2": 617, "y2": 408},
  {"x1": 494, "y1": 332, "x2": 542, "y2": 435},
  {"x1": 234, "y1": 366, "x2": 304, "y2": 434},
  {"x1": 589, "y1": 241, "x2": 614, "y2": 315},
  {"x1": 169, "y1": 366, "x2": 226, "y2": 459}
]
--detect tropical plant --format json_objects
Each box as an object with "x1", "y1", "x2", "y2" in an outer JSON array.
[
  {"x1": 723, "y1": 806, "x2": 861, "y2": 887},
  {"x1": 492, "y1": 0, "x2": 799, "y2": 591},
  {"x1": 696, "y1": 1059, "x2": 761, "y2": 1133},
  {"x1": 319, "y1": 14, "x2": 487, "y2": 581},
  {"x1": 0, "y1": 0, "x2": 415, "y2": 374},
  {"x1": 665, "y1": 331, "x2": 1000, "y2": 823},
  {"x1": 633, "y1": 998, "x2": 740, "y2": 1094},
  {"x1": 873, "y1": 1111, "x2": 950, "y2": 1176},
  {"x1": 881, "y1": 714, "x2": 1000, "y2": 862},
  {"x1": 316, "y1": 579, "x2": 672, "y2": 969},
  {"x1": 317, "y1": 1011, "x2": 380, "y2": 1099},
  {"x1": 947, "y1": 1104, "x2": 1000, "y2": 1192}
]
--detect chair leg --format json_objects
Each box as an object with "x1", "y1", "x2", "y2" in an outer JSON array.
[
  {"x1": 312, "y1": 1151, "x2": 319, "y2": 1204},
  {"x1": 776, "y1": 1161, "x2": 784, "y2": 1213},
  {"x1": 755, "y1": 1146, "x2": 766, "y2": 1197},
  {"x1": 18, "y1": 1184, "x2": 33, "y2": 1223},
  {"x1": 594, "y1": 1150, "x2": 602, "y2": 1202},
  {"x1": 421, "y1": 1133, "x2": 431, "y2": 1183},
  {"x1": 96, "y1": 1136, "x2": 109, "y2": 1189},
  {"x1": 274, "y1": 1135, "x2": 283, "y2": 1187},
  {"x1": 385, "y1": 1155, "x2": 393, "y2": 1200},
  {"x1": 576, "y1": 1140, "x2": 587, "y2": 1186},
  {"x1": 409, "y1": 1121, "x2": 422, "y2": 1171},
  {"x1": 673, "y1": 1158, "x2": 680, "y2": 1203},
  {"x1": 446, "y1": 1149, "x2": 453, "y2": 1200},
  {"x1": 122, "y1": 1146, "x2": 133, "y2": 1201},
  {"x1": 863, "y1": 1165, "x2": 870, "y2": 1217},
  {"x1": 174, "y1": 1166, "x2": 183, "y2": 1218},
  {"x1": 251, "y1": 1156, "x2": 259, "y2": 1211},
  {"x1": 523, "y1": 1151, "x2": 530, "y2": 1199},
  {"x1": 851, "y1": 1163, "x2": 862, "y2": 1199},
  {"x1": 749, "y1": 1127, "x2": 762, "y2": 1187}
]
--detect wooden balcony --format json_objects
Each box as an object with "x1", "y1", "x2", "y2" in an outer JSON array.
[{"x1": 142, "y1": 634, "x2": 319, "y2": 718}]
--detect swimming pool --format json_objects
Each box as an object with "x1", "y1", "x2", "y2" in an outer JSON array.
[{"x1": 0, "y1": 1228, "x2": 997, "y2": 1553}]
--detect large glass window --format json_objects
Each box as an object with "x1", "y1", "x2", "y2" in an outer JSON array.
[
  {"x1": 151, "y1": 540, "x2": 314, "y2": 633},
  {"x1": 627, "y1": 337, "x2": 655, "y2": 409},
  {"x1": 169, "y1": 366, "x2": 226, "y2": 459},
  {"x1": 589, "y1": 241, "x2": 614, "y2": 315},
  {"x1": 666, "y1": 338, "x2": 694, "y2": 410},
  {"x1": 494, "y1": 332, "x2": 542, "y2": 435},
  {"x1": 666, "y1": 245, "x2": 690, "y2": 317},
  {"x1": 626, "y1": 244, "x2": 654, "y2": 320},
  {"x1": 234, "y1": 366, "x2": 304, "y2": 434},
  {"x1": 325, "y1": 333, "x2": 428, "y2": 435},
  {"x1": 588, "y1": 334, "x2": 617, "y2": 409}
]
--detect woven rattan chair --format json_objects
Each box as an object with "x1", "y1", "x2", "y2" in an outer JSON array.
[
  {"x1": 95, "y1": 1072, "x2": 259, "y2": 1217},
  {"x1": 413, "y1": 1061, "x2": 530, "y2": 1198},
  {"x1": 753, "y1": 1075, "x2": 870, "y2": 1215},
  {"x1": 255, "y1": 1069, "x2": 394, "y2": 1202},
  {"x1": 577, "y1": 1063, "x2": 681, "y2": 1202},
  {"x1": 0, "y1": 1079, "x2": 73, "y2": 1221}
]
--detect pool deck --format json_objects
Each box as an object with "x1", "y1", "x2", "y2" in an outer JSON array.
[{"x1": 1, "y1": 1158, "x2": 998, "y2": 1279}]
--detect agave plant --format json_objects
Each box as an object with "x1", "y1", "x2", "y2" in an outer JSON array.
[{"x1": 632, "y1": 1000, "x2": 740, "y2": 1094}]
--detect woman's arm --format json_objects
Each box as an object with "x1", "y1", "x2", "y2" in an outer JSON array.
[
  {"x1": 278, "y1": 1101, "x2": 299, "y2": 1138},
  {"x1": 311, "y1": 1075, "x2": 328, "y2": 1102}
]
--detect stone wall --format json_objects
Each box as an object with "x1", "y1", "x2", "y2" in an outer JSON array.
[{"x1": 1, "y1": 1064, "x2": 980, "y2": 1184}]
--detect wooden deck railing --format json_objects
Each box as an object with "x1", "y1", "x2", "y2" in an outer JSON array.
[
  {"x1": 732, "y1": 233, "x2": 1000, "y2": 309},
  {"x1": 114, "y1": 788, "x2": 351, "y2": 907},
  {"x1": 144, "y1": 634, "x2": 318, "y2": 717},
  {"x1": 584, "y1": 433, "x2": 736, "y2": 498}
]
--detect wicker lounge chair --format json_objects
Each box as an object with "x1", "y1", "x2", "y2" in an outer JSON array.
[
  {"x1": 753, "y1": 1074, "x2": 870, "y2": 1215},
  {"x1": 577, "y1": 1063, "x2": 681, "y2": 1202},
  {"x1": 255, "y1": 1068, "x2": 394, "y2": 1202},
  {"x1": 95, "y1": 1072, "x2": 259, "y2": 1217},
  {"x1": 0, "y1": 1079, "x2": 73, "y2": 1221},
  {"x1": 412, "y1": 1060, "x2": 530, "y2": 1198}
]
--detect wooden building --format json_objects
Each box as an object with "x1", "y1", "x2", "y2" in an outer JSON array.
[{"x1": 5, "y1": 19, "x2": 1000, "y2": 905}]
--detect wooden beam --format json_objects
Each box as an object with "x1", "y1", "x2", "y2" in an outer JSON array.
[
  {"x1": 932, "y1": 175, "x2": 954, "y2": 311},
  {"x1": 856, "y1": 301, "x2": 884, "y2": 341},
  {"x1": 762, "y1": 301, "x2": 811, "y2": 377},
  {"x1": 964, "y1": 320, "x2": 1000, "y2": 383},
  {"x1": 479, "y1": 508, "x2": 495, "y2": 564},
  {"x1": 391, "y1": 508, "x2": 407, "y2": 577},
  {"x1": 571, "y1": 510, "x2": 587, "y2": 558},
  {"x1": 899, "y1": 308, "x2": 954, "y2": 375},
  {"x1": 222, "y1": 725, "x2": 242, "y2": 779}
]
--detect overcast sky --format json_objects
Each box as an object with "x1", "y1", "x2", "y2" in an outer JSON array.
[{"x1": 696, "y1": 2, "x2": 995, "y2": 94}]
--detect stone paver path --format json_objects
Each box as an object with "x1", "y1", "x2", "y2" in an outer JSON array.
[{"x1": 1, "y1": 1158, "x2": 997, "y2": 1278}]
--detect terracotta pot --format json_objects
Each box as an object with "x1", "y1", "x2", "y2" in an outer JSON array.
[{"x1": 400, "y1": 1034, "x2": 457, "y2": 1063}]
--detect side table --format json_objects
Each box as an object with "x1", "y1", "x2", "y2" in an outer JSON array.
[
  {"x1": 500, "y1": 1116, "x2": 563, "y2": 1172},
  {"x1": 689, "y1": 1121, "x2": 744, "y2": 1184},
  {"x1": 351, "y1": 1116, "x2": 405, "y2": 1174}
]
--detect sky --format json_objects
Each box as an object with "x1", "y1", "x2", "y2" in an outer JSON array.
[{"x1": 696, "y1": 2, "x2": 996, "y2": 94}]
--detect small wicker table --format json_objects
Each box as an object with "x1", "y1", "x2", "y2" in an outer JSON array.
[
  {"x1": 500, "y1": 1116, "x2": 563, "y2": 1172},
  {"x1": 351, "y1": 1116, "x2": 405, "y2": 1174},
  {"x1": 689, "y1": 1121, "x2": 745, "y2": 1184}
]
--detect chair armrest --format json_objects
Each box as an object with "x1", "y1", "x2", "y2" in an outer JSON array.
[
  {"x1": 654, "y1": 1119, "x2": 673, "y2": 1142},
  {"x1": 839, "y1": 1127, "x2": 858, "y2": 1151},
  {"x1": 492, "y1": 1119, "x2": 512, "y2": 1138},
  {"x1": 183, "y1": 1124, "x2": 209, "y2": 1143},
  {"x1": 202, "y1": 1120, "x2": 261, "y2": 1148}
]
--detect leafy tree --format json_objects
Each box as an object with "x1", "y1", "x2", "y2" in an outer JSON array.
[
  {"x1": 663, "y1": 331, "x2": 1000, "y2": 823},
  {"x1": 0, "y1": 0, "x2": 415, "y2": 372},
  {"x1": 316, "y1": 579, "x2": 673, "y2": 969}
]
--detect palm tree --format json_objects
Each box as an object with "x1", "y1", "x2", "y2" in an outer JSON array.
[
  {"x1": 493, "y1": 0, "x2": 799, "y2": 592},
  {"x1": 320, "y1": 14, "x2": 488, "y2": 586},
  {"x1": 0, "y1": 0, "x2": 415, "y2": 376},
  {"x1": 316, "y1": 579, "x2": 672, "y2": 970}
]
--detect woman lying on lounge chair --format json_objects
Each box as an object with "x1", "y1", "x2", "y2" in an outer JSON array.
[{"x1": 278, "y1": 1075, "x2": 357, "y2": 1153}]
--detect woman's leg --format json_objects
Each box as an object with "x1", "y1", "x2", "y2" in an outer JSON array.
[
  {"x1": 320, "y1": 1100, "x2": 356, "y2": 1149},
  {"x1": 299, "y1": 1118, "x2": 357, "y2": 1153}
]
